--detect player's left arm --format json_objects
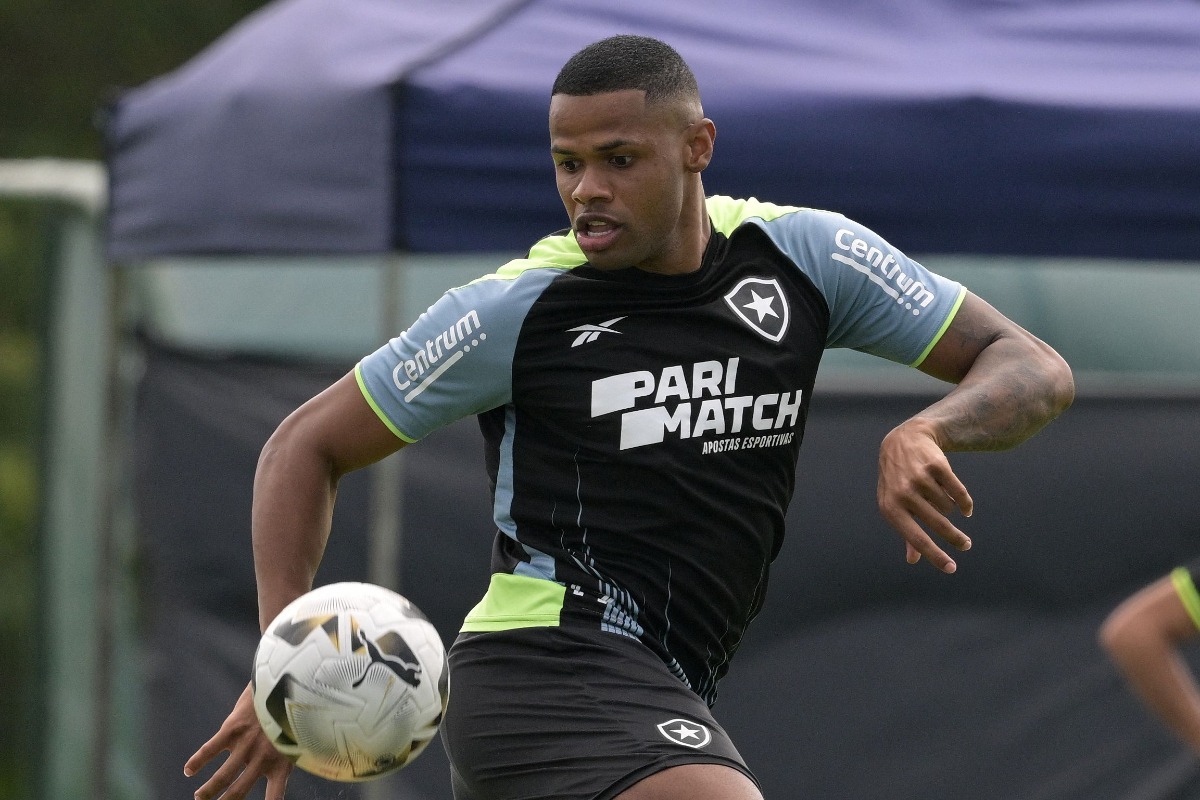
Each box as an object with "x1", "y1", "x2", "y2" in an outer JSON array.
[{"x1": 877, "y1": 291, "x2": 1075, "y2": 573}]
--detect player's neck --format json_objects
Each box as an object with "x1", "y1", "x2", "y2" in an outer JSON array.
[{"x1": 640, "y1": 190, "x2": 711, "y2": 276}]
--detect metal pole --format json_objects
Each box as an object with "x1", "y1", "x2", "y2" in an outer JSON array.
[
  {"x1": 364, "y1": 254, "x2": 409, "y2": 800},
  {"x1": 367, "y1": 252, "x2": 407, "y2": 594},
  {"x1": 0, "y1": 159, "x2": 149, "y2": 800},
  {"x1": 36, "y1": 199, "x2": 112, "y2": 800}
]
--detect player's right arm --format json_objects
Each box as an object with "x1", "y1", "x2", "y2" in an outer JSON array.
[
  {"x1": 1100, "y1": 567, "x2": 1200, "y2": 753},
  {"x1": 186, "y1": 261, "x2": 548, "y2": 799},
  {"x1": 252, "y1": 371, "x2": 408, "y2": 631},
  {"x1": 187, "y1": 372, "x2": 407, "y2": 800}
]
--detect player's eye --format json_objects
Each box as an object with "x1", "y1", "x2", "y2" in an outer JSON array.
[
  {"x1": 610, "y1": 155, "x2": 633, "y2": 168},
  {"x1": 556, "y1": 159, "x2": 579, "y2": 173}
]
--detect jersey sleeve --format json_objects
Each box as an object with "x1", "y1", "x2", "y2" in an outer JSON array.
[
  {"x1": 1171, "y1": 559, "x2": 1200, "y2": 631},
  {"x1": 751, "y1": 208, "x2": 966, "y2": 367},
  {"x1": 355, "y1": 265, "x2": 562, "y2": 442}
]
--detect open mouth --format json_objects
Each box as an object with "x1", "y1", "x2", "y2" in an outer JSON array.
[
  {"x1": 574, "y1": 216, "x2": 621, "y2": 251},
  {"x1": 579, "y1": 220, "x2": 615, "y2": 237}
]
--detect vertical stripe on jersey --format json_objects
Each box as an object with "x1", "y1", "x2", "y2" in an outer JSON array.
[
  {"x1": 494, "y1": 404, "x2": 557, "y2": 580},
  {"x1": 492, "y1": 404, "x2": 518, "y2": 539}
]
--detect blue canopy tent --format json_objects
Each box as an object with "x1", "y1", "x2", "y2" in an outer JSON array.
[{"x1": 105, "y1": 0, "x2": 1200, "y2": 261}]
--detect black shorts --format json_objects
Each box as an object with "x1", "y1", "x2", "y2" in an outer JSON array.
[{"x1": 440, "y1": 626, "x2": 757, "y2": 800}]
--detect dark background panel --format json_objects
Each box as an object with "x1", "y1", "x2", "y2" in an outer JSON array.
[{"x1": 136, "y1": 343, "x2": 1200, "y2": 799}]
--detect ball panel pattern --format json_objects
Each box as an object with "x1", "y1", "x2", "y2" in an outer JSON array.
[{"x1": 251, "y1": 583, "x2": 448, "y2": 781}]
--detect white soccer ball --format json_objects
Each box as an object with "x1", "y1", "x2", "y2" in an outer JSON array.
[{"x1": 251, "y1": 582, "x2": 448, "y2": 782}]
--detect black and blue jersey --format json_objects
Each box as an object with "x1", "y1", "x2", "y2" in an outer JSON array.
[{"x1": 357, "y1": 196, "x2": 965, "y2": 704}]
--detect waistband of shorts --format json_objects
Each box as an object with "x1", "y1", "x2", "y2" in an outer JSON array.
[{"x1": 460, "y1": 572, "x2": 565, "y2": 632}]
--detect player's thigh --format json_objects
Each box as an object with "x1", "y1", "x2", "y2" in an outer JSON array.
[{"x1": 617, "y1": 763, "x2": 764, "y2": 800}]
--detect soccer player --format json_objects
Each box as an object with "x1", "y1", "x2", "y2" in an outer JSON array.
[
  {"x1": 185, "y1": 34, "x2": 1075, "y2": 800},
  {"x1": 1100, "y1": 560, "x2": 1200, "y2": 753}
]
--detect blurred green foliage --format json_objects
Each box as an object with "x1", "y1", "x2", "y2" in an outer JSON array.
[
  {"x1": 0, "y1": 200, "x2": 47, "y2": 800},
  {"x1": 0, "y1": 1, "x2": 268, "y2": 795},
  {"x1": 0, "y1": 0, "x2": 271, "y2": 158}
]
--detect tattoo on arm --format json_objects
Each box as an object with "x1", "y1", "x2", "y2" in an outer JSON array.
[{"x1": 919, "y1": 337, "x2": 1074, "y2": 452}]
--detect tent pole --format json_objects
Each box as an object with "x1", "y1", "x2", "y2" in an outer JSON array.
[
  {"x1": 367, "y1": 253, "x2": 406, "y2": 594},
  {"x1": 364, "y1": 254, "x2": 407, "y2": 800}
]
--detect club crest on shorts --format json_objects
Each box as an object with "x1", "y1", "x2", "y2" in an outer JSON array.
[
  {"x1": 656, "y1": 718, "x2": 712, "y2": 748},
  {"x1": 723, "y1": 277, "x2": 789, "y2": 342}
]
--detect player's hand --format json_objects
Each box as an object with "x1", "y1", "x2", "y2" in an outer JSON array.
[
  {"x1": 876, "y1": 419, "x2": 973, "y2": 573},
  {"x1": 185, "y1": 682, "x2": 293, "y2": 800}
]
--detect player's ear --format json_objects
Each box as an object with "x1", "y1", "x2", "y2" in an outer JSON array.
[{"x1": 684, "y1": 118, "x2": 715, "y2": 173}]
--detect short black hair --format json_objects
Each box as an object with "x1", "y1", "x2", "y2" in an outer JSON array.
[{"x1": 551, "y1": 35, "x2": 700, "y2": 104}]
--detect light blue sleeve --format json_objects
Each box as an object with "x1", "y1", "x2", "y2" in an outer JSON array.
[
  {"x1": 751, "y1": 209, "x2": 966, "y2": 366},
  {"x1": 355, "y1": 266, "x2": 563, "y2": 442}
]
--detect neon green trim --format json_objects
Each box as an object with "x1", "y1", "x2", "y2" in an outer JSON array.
[
  {"x1": 909, "y1": 286, "x2": 967, "y2": 368},
  {"x1": 1171, "y1": 567, "x2": 1200, "y2": 631},
  {"x1": 460, "y1": 573, "x2": 565, "y2": 632},
  {"x1": 354, "y1": 363, "x2": 417, "y2": 443},
  {"x1": 465, "y1": 232, "x2": 586, "y2": 288},
  {"x1": 525, "y1": 231, "x2": 588, "y2": 268},
  {"x1": 465, "y1": 197, "x2": 800, "y2": 282},
  {"x1": 706, "y1": 195, "x2": 799, "y2": 235}
]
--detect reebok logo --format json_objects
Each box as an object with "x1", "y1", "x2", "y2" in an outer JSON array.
[{"x1": 567, "y1": 316, "x2": 626, "y2": 346}]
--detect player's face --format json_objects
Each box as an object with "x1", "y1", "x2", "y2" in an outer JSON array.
[{"x1": 549, "y1": 89, "x2": 712, "y2": 275}]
